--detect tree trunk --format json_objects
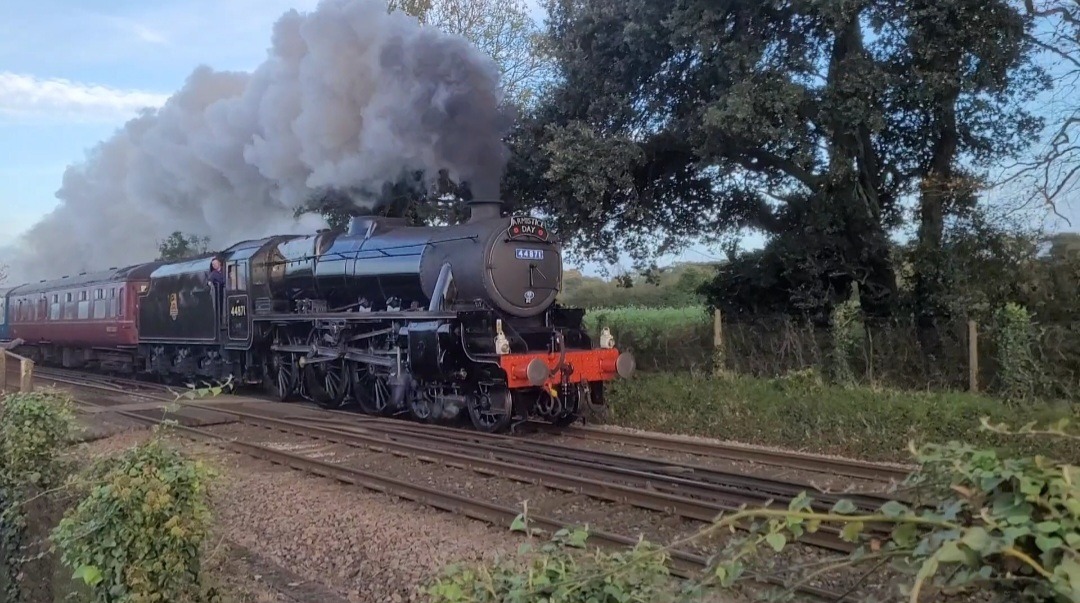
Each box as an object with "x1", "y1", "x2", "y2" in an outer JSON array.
[
  {"x1": 915, "y1": 91, "x2": 960, "y2": 365},
  {"x1": 824, "y1": 14, "x2": 898, "y2": 321}
]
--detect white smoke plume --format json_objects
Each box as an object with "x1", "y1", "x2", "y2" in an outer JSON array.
[{"x1": 4, "y1": 0, "x2": 512, "y2": 284}]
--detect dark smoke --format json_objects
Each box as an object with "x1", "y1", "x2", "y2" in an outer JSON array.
[{"x1": 5, "y1": 0, "x2": 513, "y2": 283}]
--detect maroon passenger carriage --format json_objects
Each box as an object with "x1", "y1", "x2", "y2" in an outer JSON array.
[{"x1": 7, "y1": 264, "x2": 162, "y2": 372}]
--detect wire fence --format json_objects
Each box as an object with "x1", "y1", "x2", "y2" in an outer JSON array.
[{"x1": 586, "y1": 306, "x2": 1080, "y2": 398}]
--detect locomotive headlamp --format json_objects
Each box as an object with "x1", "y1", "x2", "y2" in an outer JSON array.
[
  {"x1": 494, "y1": 319, "x2": 511, "y2": 355},
  {"x1": 599, "y1": 327, "x2": 615, "y2": 349},
  {"x1": 615, "y1": 352, "x2": 636, "y2": 379}
]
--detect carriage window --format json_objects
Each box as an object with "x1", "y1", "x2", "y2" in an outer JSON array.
[
  {"x1": 110, "y1": 288, "x2": 116, "y2": 298},
  {"x1": 79, "y1": 290, "x2": 87, "y2": 301},
  {"x1": 94, "y1": 289, "x2": 103, "y2": 300},
  {"x1": 118, "y1": 289, "x2": 124, "y2": 318},
  {"x1": 65, "y1": 293, "x2": 72, "y2": 302}
]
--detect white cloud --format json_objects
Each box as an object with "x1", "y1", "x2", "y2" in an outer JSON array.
[{"x1": 0, "y1": 72, "x2": 168, "y2": 123}]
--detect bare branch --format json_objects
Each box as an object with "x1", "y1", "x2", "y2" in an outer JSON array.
[
  {"x1": 1001, "y1": 0, "x2": 1080, "y2": 212},
  {"x1": 392, "y1": 0, "x2": 550, "y2": 109}
]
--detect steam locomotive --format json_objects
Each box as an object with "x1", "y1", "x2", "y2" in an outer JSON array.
[{"x1": 2, "y1": 200, "x2": 635, "y2": 432}]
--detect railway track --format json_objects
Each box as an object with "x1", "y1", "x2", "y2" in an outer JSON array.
[
  {"x1": 33, "y1": 366, "x2": 911, "y2": 485},
  {"x1": 527, "y1": 422, "x2": 914, "y2": 483},
  {"x1": 32, "y1": 368, "x2": 909, "y2": 601},
  {"x1": 294, "y1": 411, "x2": 902, "y2": 505},
  {"x1": 76, "y1": 397, "x2": 869, "y2": 600}
]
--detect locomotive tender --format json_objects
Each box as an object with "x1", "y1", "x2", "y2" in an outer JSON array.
[{"x1": 2, "y1": 200, "x2": 635, "y2": 432}]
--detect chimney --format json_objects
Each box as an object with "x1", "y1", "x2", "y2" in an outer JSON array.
[{"x1": 467, "y1": 199, "x2": 503, "y2": 222}]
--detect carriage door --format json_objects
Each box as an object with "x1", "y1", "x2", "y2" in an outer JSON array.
[{"x1": 225, "y1": 260, "x2": 250, "y2": 341}]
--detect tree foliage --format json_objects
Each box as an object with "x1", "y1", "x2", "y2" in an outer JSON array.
[
  {"x1": 156, "y1": 232, "x2": 210, "y2": 262},
  {"x1": 508, "y1": 0, "x2": 1049, "y2": 321},
  {"x1": 296, "y1": 170, "x2": 476, "y2": 231}
]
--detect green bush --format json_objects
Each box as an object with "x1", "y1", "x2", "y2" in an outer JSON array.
[
  {"x1": 993, "y1": 302, "x2": 1043, "y2": 401},
  {"x1": 0, "y1": 389, "x2": 76, "y2": 492},
  {"x1": 0, "y1": 390, "x2": 77, "y2": 603},
  {"x1": 605, "y1": 372, "x2": 1080, "y2": 463},
  {"x1": 584, "y1": 306, "x2": 712, "y2": 372},
  {"x1": 705, "y1": 419, "x2": 1080, "y2": 602},
  {"x1": 827, "y1": 288, "x2": 863, "y2": 385},
  {"x1": 428, "y1": 514, "x2": 681, "y2": 603},
  {"x1": 51, "y1": 433, "x2": 217, "y2": 603}
]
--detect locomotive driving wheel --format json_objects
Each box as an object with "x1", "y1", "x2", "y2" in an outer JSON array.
[
  {"x1": 467, "y1": 386, "x2": 512, "y2": 433},
  {"x1": 265, "y1": 333, "x2": 302, "y2": 402},
  {"x1": 303, "y1": 358, "x2": 350, "y2": 408},
  {"x1": 267, "y1": 352, "x2": 299, "y2": 402},
  {"x1": 351, "y1": 364, "x2": 392, "y2": 416}
]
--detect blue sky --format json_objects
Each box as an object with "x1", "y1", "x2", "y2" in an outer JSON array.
[
  {"x1": 0, "y1": 0, "x2": 1075, "y2": 279},
  {"x1": 0, "y1": 0, "x2": 324, "y2": 242}
]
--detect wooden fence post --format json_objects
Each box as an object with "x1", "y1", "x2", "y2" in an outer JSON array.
[
  {"x1": 19, "y1": 358, "x2": 34, "y2": 393},
  {"x1": 0, "y1": 352, "x2": 6, "y2": 392},
  {"x1": 712, "y1": 309, "x2": 725, "y2": 376},
  {"x1": 968, "y1": 320, "x2": 979, "y2": 393}
]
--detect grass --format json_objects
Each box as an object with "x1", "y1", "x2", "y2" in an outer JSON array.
[{"x1": 603, "y1": 371, "x2": 1080, "y2": 464}]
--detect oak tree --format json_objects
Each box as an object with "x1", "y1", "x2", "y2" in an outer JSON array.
[{"x1": 509, "y1": 0, "x2": 1048, "y2": 320}]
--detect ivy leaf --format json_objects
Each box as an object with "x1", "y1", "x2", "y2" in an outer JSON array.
[
  {"x1": 832, "y1": 500, "x2": 858, "y2": 515},
  {"x1": 880, "y1": 501, "x2": 909, "y2": 518},
  {"x1": 961, "y1": 527, "x2": 992, "y2": 553},
  {"x1": 510, "y1": 514, "x2": 527, "y2": 533},
  {"x1": 892, "y1": 523, "x2": 919, "y2": 548},
  {"x1": 1035, "y1": 536, "x2": 1063, "y2": 553},
  {"x1": 73, "y1": 565, "x2": 103, "y2": 586},
  {"x1": 1055, "y1": 558, "x2": 1080, "y2": 592},
  {"x1": 565, "y1": 529, "x2": 589, "y2": 549},
  {"x1": 841, "y1": 521, "x2": 864, "y2": 543},
  {"x1": 1034, "y1": 521, "x2": 1061, "y2": 534},
  {"x1": 936, "y1": 542, "x2": 968, "y2": 564},
  {"x1": 765, "y1": 532, "x2": 787, "y2": 552}
]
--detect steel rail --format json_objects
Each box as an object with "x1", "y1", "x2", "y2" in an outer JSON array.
[
  {"x1": 528, "y1": 422, "x2": 914, "y2": 482},
  {"x1": 294, "y1": 413, "x2": 901, "y2": 511}
]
